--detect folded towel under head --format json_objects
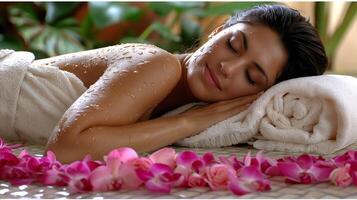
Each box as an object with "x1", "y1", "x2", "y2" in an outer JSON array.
[
  {"x1": 164, "y1": 75, "x2": 357, "y2": 154},
  {"x1": 0, "y1": 49, "x2": 87, "y2": 144}
]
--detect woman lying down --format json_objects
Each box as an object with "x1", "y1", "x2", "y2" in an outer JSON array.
[{"x1": 0, "y1": 5, "x2": 328, "y2": 163}]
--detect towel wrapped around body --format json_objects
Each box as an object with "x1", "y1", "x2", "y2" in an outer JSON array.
[
  {"x1": 0, "y1": 49, "x2": 87, "y2": 144},
  {"x1": 163, "y1": 75, "x2": 357, "y2": 154}
]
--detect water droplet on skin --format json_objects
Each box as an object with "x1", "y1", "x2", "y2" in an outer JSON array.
[
  {"x1": 149, "y1": 50, "x2": 157, "y2": 54},
  {"x1": 83, "y1": 70, "x2": 87, "y2": 74},
  {"x1": 128, "y1": 94, "x2": 136, "y2": 99},
  {"x1": 133, "y1": 70, "x2": 138, "y2": 73}
]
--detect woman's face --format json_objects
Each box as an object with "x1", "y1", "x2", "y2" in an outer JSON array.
[{"x1": 186, "y1": 23, "x2": 288, "y2": 102}]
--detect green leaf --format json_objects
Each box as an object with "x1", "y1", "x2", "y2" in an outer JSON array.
[
  {"x1": 54, "y1": 18, "x2": 79, "y2": 28},
  {"x1": 326, "y1": 2, "x2": 357, "y2": 58},
  {"x1": 0, "y1": 34, "x2": 23, "y2": 50},
  {"x1": 180, "y1": 15, "x2": 202, "y2": 46},
  {"x1": 151, "y1": 22, "x2": 181, "y2": 42},
  {"x1": 79, "y1": 14, "x2": 94, "y2": 39},
  {"x1": 45, "y1": 2, "x2": 80, "y2": 24},
  {"x1": 89, "y1": 2, "x2": 143, "y2": 28},
  {"x1": 203, "y1": 2, "x2": 271, "y2": 16},
  {"x1": 314, "y1": 2, "x2": 329, "y2": 42},
  {"x1": 56, "y1": 30, "x2": 85, "y2": 55},
  {"x1": 148, "y1": 2, "x2": 204, "y2": 16},
  {"x1": 9, "y1": 3, "x2": 39, "y2": 22}
]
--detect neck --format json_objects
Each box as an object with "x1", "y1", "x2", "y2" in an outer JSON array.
[
  {"x1": 174, "y1": 53, "x2": 199, "y2": 104},
  {"x1": 150, "y1": 53, "x2": 199, "y2": 119}
]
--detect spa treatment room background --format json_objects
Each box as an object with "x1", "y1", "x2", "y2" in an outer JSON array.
[{"x1": 0, "y1": 1, "x2": 356, "y2": 74}]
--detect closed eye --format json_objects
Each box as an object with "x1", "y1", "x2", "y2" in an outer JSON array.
[
  {"x1": 227, "y1": 38, "x2": 236, "y2": 53},
  {"x1": 245, "y1": 70, "x2": 256, "y2": 85}
]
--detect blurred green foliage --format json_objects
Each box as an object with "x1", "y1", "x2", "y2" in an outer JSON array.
[{"x1": 0, "y1": 2, "x2": 266, "y2": 58}]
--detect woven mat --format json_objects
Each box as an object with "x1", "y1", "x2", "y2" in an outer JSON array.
[{"x1": 1, "y1": 143, "x2": 357, "y2": 199}]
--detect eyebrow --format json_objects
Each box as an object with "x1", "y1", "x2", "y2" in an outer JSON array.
[{"x1": 240, "y1": 31, "x2": 269, "y2": 85}]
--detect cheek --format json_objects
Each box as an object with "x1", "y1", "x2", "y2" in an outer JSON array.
[{"x1": 224, "y1": 77, "x2": 255, "y2": 99}]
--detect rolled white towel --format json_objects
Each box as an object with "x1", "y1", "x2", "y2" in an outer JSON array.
[{"x1": 163, "y1": 75, "x2": 357, "y2": 154}]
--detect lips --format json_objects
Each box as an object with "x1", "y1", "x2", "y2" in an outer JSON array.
[{"x1": 205, "y1": 64, "x2": 222, "y2": 90}]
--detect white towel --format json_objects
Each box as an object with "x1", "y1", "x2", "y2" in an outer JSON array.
[
  {"x1": 163, "y1": 75, "x2": 357, "y2": 154},
  {"x1": 0, "y1": 49, "x2": 87, "y2": 144}
]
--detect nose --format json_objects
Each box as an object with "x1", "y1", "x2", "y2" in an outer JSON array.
[{"x1": 219, "y1": 59, "x2": 243, "y2": 79}]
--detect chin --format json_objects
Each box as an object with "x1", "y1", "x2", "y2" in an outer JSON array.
[{"x1": 189, "y1": 82, "x2": 218, "y2": 102}]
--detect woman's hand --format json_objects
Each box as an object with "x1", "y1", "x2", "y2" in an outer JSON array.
[{"x1": 180, "y1": 93, "x2": 262, "y2": 135}]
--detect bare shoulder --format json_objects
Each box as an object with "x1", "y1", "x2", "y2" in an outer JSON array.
[
  {"x1": 49, "y1": 43, "x2": 182, "y2": 142},
  {"x1": 32, "y1": 43, "x2": 181, "y2": 88}
]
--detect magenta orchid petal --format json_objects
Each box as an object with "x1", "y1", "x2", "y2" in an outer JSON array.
[
  {"x1": 145, "y1": 178, "x2": 171, "y2": 193},
  {"x1": 10, "y1": 178, "x2": 35, "y2": 186},
  {"x1": 264, "y1": 165, "x2": 282, "y2": 176},
  {"x1": 297, "y1": 154, "x2": 314, "y2": 170},
  {"x1": 66, "y1": 161, "x2": 91, "y2": 176},
  {"x1": 149, "y1": 147, "x2": 176, "y2": 169},
  {"x1": 230, "y1": 166, "x2": 271, "y2": 195},
  {"x1": 136, "y1": 168, "x2": 153, "y2": 182},
  {"x1": 45, "y1": 151, "x2": 57, "y2": 163},
  {"x1": 0, "y1": 152, "x2": 19, "y2": 166},
  {"x1": 202, "y1": 152, "x2": 216, "y2": 165},
  {"x1": 176, "y1": 151, "x2": 199, "y2": 167},
  {"x1": 228, "y1": 179, "x2": 251, "y2": 196},
  {"x1": 40, "y1": 168, "x2": 67, "y2": 186},
  {"x1": 238, "y1": 166, "x2": 264, "y2": 181},
  {"x1": 309, "y1": 163, "x2": 335, "y2": 182},
  {"x1": 191, "y1": 159, "x2": 204, "y2": 171},
  {"x1": 150, "y1": 163, "x2": 172, "y2": 175},
  {"x1": 277, "y1": 162, "x2": 302, "y2": 182}
]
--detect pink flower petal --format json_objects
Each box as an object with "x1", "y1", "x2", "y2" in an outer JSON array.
[
  {"x1": 309, "y1": 163, "x2": 335, "y2": 183},
  {"x1": 243, "y1": 152, "x2": 252, "y2": 166},
  {"x1": 120, "y1": 162, "x2": 144, "y2": 189},
  {"x1": 176, "y1": 151, "x2": 199, "y2": 167},
  {"x1": 145, "y1": 177, "x2": 171, "y2": 193},
  {"x1": 238, "y1": 166, "x2": 264, "y2": 181},
  {"x1": 151, "y1": 163, "x2": 172, "y2": 175},
  {"x1": 188, "y1": 172, "x2": 207, "y2": 187},
  {"x1": 135, "y1": 168, "x2": 153, "y2": 182},
  {"x1": 329, "y1": 164, "x2": 352, "y2": 187},
  {"x1": 229, "y1": 179, "x2": 251, "y2": 196},
  {"x1": 149, "y1": 148, "x2": 176, "y2": 169},
  {"x1": 277, "y1": 162, "x2": 302, "y2": 183},
  {"x1": 90, "y1": 166, "x2": 121, "y2": 191},
  {"x1": 202, "y1": 152, "x2": 216, "y2": 165},
  {"x1": 297, "y1": 154, "x2": 313, "y2": 170},
  {"x1": 105, "y1": 148, "x2": 138, "y2": 173}
]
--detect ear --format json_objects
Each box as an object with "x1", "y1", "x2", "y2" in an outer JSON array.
[{"x1": 208, "y1": 25, "x2": 224, "y2": 39}]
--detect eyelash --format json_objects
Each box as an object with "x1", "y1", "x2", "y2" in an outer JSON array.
[
  {"x1": 245, "y1": 70, "x2": 256, "y2": 85},
  {"x1": 227, "y1": 39, "x2": 237, "y2": 53}
]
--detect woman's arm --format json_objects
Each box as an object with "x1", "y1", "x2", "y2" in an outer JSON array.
[{"x1": 47, "y1": 94, "x2": 257, "y2": 164}]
